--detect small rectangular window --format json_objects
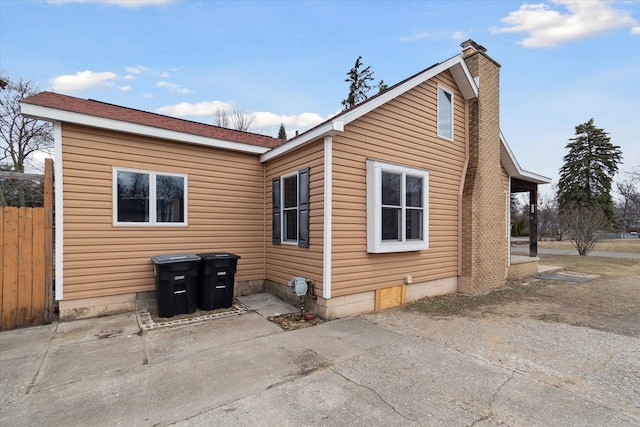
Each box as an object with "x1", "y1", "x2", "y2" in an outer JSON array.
[
  {"x1": 437, "y1": 86, "x2": 453, "y2": 140},
  {"x1": 114, "y1": 168, "x2": 187, "y2": 226},
  {"x1": 272, "y1": 168, "x2": 310, "y2": 248},
  {"x1": 282, "y1": 174, "x2": 298, "y2": 243}
]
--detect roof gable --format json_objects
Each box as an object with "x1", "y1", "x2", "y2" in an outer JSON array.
[
  {"x1": 21, "y1": 92, "x2": 283, "y2": 154},
  {"x1": 261, "y1": 55, "x2": 477, "y2": 162}
]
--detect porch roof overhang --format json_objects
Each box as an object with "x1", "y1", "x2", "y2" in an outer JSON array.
[
  {"x1": 260, "y1": 55, "x2": 478, "y2": 163},
  {"x1": 500, "y1": 131, "x2": 551, "y2": 188}
]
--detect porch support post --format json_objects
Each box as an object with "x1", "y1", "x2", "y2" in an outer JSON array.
[{"x1": 529, "y1": 187, "x2": 538, "y2": 257}]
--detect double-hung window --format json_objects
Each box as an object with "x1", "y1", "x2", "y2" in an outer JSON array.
[
  {"x1": 282, "y1": 173, "x2": 299, "y2": 243},
  {"x1": 437, "y1": 85, "x2": 454, "y2": 140},
  {"x1": 366, "y1": 160, "x2": 429, "y2": 253},
  {"x1": 113, "y1": 168, "x2": 187, "y2": 226},
  {"x1": 272, "y1": 167, "x2": 310, "y2": 248}
]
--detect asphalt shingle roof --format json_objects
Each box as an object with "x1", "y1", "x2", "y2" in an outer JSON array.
[{"x1": 22, "y1": 91, "x2": 284, "y2": 149}]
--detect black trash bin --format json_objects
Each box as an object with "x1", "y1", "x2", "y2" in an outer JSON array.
[
  {"x1": 151, "y1": 253, "x2": 200, "y2": 318},
  {"x1": 197, "y1": 252, "x2": 241, "y2": 310}
]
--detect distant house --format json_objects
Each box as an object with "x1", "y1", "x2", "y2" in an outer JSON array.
[{"x1": 22, "y1": 40, "x2": 550, "y2": 320}]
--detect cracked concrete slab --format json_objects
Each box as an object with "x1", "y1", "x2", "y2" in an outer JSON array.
[
  {"x1": 143, "y1": 311, "x2": 283, "y2": 364},
  {"x1": 0, "y1": 324, "x2": 56, "y2": 408},
  {"x1": 52, "y1": 312, "x2": 139, "y2": 346},
  {"x1": 1, "y1": 293, "x2": 638, "y2": 426},
  {"x1": 361, "y1": 311, "x2": 640, "y2": 420},
  {"x1": 31, "y1": 333, "x2": 146, "y2": 392}
]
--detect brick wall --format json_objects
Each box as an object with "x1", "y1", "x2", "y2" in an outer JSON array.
[{"x1": 459, "y1": 45, "x2": 508, "y2": 294}]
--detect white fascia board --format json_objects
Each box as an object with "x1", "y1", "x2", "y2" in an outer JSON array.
[
  {"x1": 500, "y1": 131, "x2": 551, "y2": 184},
  {"x1": 449, "y1": 60, "x2": 479, "y2": 100},
  {"x1": 21, "y1": 103, "x2": 270, "y2": 155},
  {"x1": 338, "y1": 55, "x2": 477, "y2": 125},
  {"x1": 260, "y1": 120, "x2": 340, "y2": 162},
  {"x1": 261, "y1": 55, "x2": 478, "y2": 163}
]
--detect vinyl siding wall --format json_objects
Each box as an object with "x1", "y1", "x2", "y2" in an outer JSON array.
[
  {"x1": 61, "y1": 123, "x2": 265, "y2": 300},
  {"x1": 265, "y1": 141, "x2": 325, "y2": 294},
  {"x1": 330, "y1": 71, "x2": 467, "y2": 297}
]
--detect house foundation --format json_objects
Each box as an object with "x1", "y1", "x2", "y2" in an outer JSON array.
[
  {"x1": 266, "y1": 277, "x2": 458, "y2": 319},
  {"x1": 508, "y1": 256, "x2": 540, "y2": 280},
  {"x1": 59, "y1": 294, "x2": 137, "y2": 321}
]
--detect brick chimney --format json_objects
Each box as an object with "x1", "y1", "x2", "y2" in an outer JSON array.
[{"x1": 459, "y1": 40, "x2": 508, "y2": 294}]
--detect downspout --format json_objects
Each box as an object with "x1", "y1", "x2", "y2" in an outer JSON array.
[
  {"x1": 322, "y1": 135, "x2": 333, "y2": 299},
  {"x1": 53, "y1": 121, "x2": 64, "y2": 300},
  {"x1": 507, "y1": 180, "x2": 511, "y2": 266},
  {"x1": 457, "y1": 100, "x2": 470, "y2": 277}
]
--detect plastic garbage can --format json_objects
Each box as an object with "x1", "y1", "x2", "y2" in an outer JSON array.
[
  {"x1": 151, "y1": 253, "x2": 200, "y2": 318},
  {"x1": 197, "y1": 252, "x2": 241, "y2": 310}
]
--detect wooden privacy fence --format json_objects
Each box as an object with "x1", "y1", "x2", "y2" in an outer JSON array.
[{"x1": 1, "y1": 159, "x2": 53, "y2": 330}]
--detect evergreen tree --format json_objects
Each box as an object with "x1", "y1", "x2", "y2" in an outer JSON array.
[
  {"x1": 277, "y1": 123, "x2": 287, "y2": 140},
  {"x1": 341, "y1": 56, "x2": 375, "y2": 110},
  {"x1": 557, "y1": 118, "x2": 622, "y2": 222}
]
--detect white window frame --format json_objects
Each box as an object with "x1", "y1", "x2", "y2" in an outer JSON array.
[
  {"x1": 366, "y1": 160, "x2": 429, "y2": 253},
  {"x1": 113, "y1": 167, "x2": 188, "y2": 227},
  {"x1": 437, "y1": 85, "x2": 454, "y2": 141},
  {"x1": 281, "y1": 171, "x2": 299, "y2": 244}
]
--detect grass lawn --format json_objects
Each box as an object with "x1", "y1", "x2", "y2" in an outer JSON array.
[{"x1": 536, "y1": 238, "x2": 640, "y2": 253}]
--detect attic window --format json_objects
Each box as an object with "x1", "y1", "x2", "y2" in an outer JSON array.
[{"x1": 437, "y1": 86, "x2": 453, "y2": 140}]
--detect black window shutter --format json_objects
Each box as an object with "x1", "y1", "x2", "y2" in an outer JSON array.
[
  {"x1": 272, "y1": 177, "x2": 281, "y2": 245},
  {"x1": 298, "y1": 167, "x2": 310, "y2": 248}
]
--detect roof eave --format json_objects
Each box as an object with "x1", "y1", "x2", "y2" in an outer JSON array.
[
  {"x1": 260, "y1": 120, "x2": 342, "y2": 162},
  {"x1": 500, "y1": 131, "x2": 551, "y2": 185},
  {"x1": 20, "y1": 102, "x2": 270, "y2": 155}
]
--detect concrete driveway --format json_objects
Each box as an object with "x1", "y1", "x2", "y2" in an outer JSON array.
[{"x1": 1, "y1": 293, "x2": 639, "y2": 426}]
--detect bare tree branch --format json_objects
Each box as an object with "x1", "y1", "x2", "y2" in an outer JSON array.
[
  {"x1": 212, "y1": 104, "x2": 255, "y2": 132},
  {"x1": 1, "y1": 75, "x2": 53, "y2": 173},
  {"x1": 560, "y1": 205, "x2": 607, "y2": 255}
]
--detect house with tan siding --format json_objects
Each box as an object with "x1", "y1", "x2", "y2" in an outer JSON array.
[{"x1": 21, "y1": 40, "x2": 549, "y2": 320}]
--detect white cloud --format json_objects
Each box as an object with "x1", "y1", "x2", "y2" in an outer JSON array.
[
  {"x1": 125, "y1": 65, "x2": 169, "y2": 78},
  {"x1": 47, "y1": 0, "x2": 175, "y2": 8},
  {"x1": 492, "y1": 0, "x2": 638, "y2": 48},
  {"x1": 452, "y1": 31, "x2": 469, "y2": 41},
  {"x1": 400, "y1": 32, "x2": 429, "y2": 42},
  {"x1": 50, "y1": 70, "x2": 119, "y2": 92},
  {"x1": 157, "y1": 81, "x2": 193, "y2": 94},
  {"x1": 118, "y1": 85, "x2": 132, "y2": 91},
  {"x1": 156, "y1": 101, "x2": 328, "y2": 131},
  {"x1": 125, "y1": 65, "x2": 148, "y2": 75},
  {"x1": 252, "y1": 112, "x2": 326, "y2": 129},
  {"x1": 156, "y1": 101, "x2": 232, "y2": 117},
  {"x1": 632, "y1": 26, "x2": 640, "y2": 35}
]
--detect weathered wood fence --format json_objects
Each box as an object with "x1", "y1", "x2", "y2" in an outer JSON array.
[{"x1": 1, "y1": 159, "x2": 54, "y2": 330}]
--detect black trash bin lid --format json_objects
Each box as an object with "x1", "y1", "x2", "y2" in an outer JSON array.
[
  {"x1": 197, "y1": 252, "x2": 241, "y2": 260},
  {"x1": 151, "y1": 253, "x2": 201, "y2": 264}
]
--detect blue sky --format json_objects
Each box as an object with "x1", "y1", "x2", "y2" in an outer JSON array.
[{"x1": 1, "y1": 0, "x2": 639, "y2": 194}]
